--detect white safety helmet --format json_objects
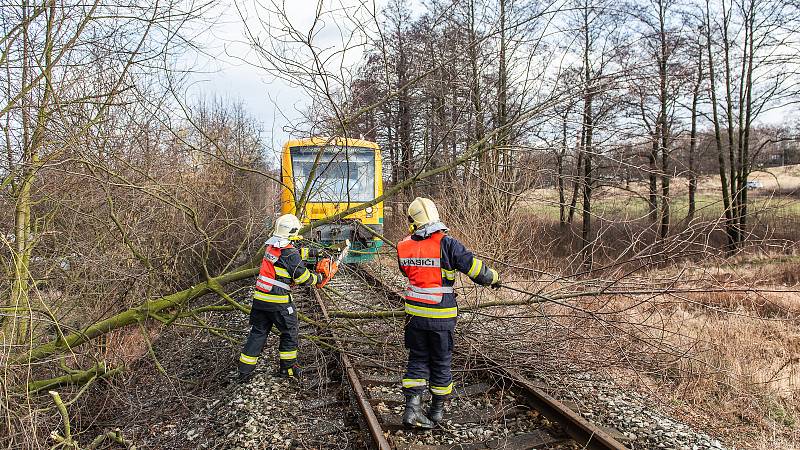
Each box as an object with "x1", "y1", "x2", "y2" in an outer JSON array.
[
  {"x1": 407, "y1": 197, "x2": 440, "y2": 229},
  {"x1": 273, "y1": 214, "x2": 303, "y2": 240}
]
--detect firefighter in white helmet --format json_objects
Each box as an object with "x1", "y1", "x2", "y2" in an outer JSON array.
[
  {"x1": 237, "y1": 213, "x2": 338, "y2": 382},
  {"x1": 397, "y1": 197, "x2": 501, "y2": 428}
]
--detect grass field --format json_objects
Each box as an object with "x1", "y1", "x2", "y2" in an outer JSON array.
[{"x1": 525, "y1": 164, "x2": 800, "y2": 223}]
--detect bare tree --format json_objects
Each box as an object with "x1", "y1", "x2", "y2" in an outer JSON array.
[{"x1": 704, "y1": 0, "x2": 800, "y2": 250}]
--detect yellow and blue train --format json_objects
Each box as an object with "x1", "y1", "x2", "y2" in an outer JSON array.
[{"x1": 280, "y1": 137, "x2": 384, "y2": 263}]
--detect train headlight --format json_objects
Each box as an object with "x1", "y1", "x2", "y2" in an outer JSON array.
[{"x1": 365, "y1": 206, "x2": 373, "y2": 218}]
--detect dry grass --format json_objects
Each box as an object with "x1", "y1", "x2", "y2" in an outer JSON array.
[
  {"x1": 585, "y1": 275, "x2": 800, "y2": 449},
  {"x1": 662, "y1": 299, "x2": 800, "y2": 448}
]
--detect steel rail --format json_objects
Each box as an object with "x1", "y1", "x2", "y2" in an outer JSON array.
[
  {"x1": 357, "y1": 266, "x2": 629, "y2": 450},
  {"x1": 478, "y1": 352, "x2": 628, "y2": 450},
  {"x1": 309, "y1": 286, "x2": 391, "y2": 450}
]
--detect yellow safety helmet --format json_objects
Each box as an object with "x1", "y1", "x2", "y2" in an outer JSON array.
[
  {"x1": 273, "y1": 214, "x2": 303, "y2": 240},
  {"x1": 407, "y1": 197, "x2": 440, "y2": 231}
]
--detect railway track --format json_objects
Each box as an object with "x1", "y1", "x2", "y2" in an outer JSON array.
[{"x1": 291, "y1": 264, "x2": 630, "y2": 450}]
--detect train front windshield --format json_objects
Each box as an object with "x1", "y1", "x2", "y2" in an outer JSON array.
[{"x1": 291, "y1": 146, "x2": 376, "y2": 203}]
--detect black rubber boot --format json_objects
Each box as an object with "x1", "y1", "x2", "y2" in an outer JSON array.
[
  {"x1": 402, "y1": 395, "x2": 435, "y2": 429},
  {"x1": 428, "y1": 395, "x2": 446, "y2": 423},
  {"x1": 238, "y1": 370, "x2": 255, "y2": 383},
  {"x1": 237, "y1": 359, "x2": 256, "y2": 383},
  {"x1": 275, "y1": 364, "x2": 302, "y2": 380}
]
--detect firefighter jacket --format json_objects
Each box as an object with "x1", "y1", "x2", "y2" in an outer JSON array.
[
  {"x1": 397, "y1": 231, "x2": 498, "y2": 331},
  {"x1": 252, "y1": 242, "x2": 320, "y2": 311}
]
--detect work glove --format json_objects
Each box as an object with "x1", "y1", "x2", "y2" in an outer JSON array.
[
  {"x1": 315, "y1": 258, "x2": 339, "y2": 288},
  {"x1": 489, "y1": 269, "x2": 501, "y2": 290}
]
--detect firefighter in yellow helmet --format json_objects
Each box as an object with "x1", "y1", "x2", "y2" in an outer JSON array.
[
  {"x1": 397, "y1": 197, "x2": 501, "y2": 428},
  {"x1": 237, "y1": 214, "x2": 338, "y2": 382}
]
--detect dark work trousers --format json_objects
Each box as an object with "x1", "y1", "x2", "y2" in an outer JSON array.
[
  {"x1": 402, "y1": 326, "x2": 454, "y2": 397},
  {"x1": 238, "y1": 305, "x2": 299, "y2": 375}
]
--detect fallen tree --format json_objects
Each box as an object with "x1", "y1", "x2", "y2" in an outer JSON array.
[
  {"x1": 15, "y1": 266, "x2": 259, "y2": 365},
  {"x1": 12, "y1": 88, "x2": 564, "y2": 368}
]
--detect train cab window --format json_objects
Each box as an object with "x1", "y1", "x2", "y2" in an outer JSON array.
[{"x1": 291, "y1": 146, "x2": 376, "y2": 203}]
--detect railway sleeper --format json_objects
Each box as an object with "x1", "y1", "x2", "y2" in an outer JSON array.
[
  {"x1": 378, "y1": 405, "x2": 529, "y2": 430},
  {"x1": 391, "y1": 429, "x2": 568, "y2": 450},
  {"x1": 366, "y1": 382, "x2": 493, "y2": 406}
]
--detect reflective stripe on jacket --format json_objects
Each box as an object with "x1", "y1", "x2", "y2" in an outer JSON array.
[
  {"x1": 398, "y1": 232, "x2": 453, "y2": 305},
  {"x1": 252, "y1": 243, "x2": 320, "y2": 310},
  {"x1": 256, "y1": 245, "x2": 292, "y2": 296},
  {"x1": 397, "y1": 231, "x2": 498, "y2": 330}
]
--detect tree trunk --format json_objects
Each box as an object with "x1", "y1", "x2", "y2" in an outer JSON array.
[
  {"x1": 705, "y1": 1, "x2": 735, "y2": 252},
  {"x1": 7, "y1": 2, "x2": 54, "y2": 343},
  {"x1": 581, "y1": 93, "x2": 594, "y2": 267},
  {"x1": 687, "y1": 31, "x2": 703, "y2": 222},
  {"x1": 648, "y1": 138, "x2": 659, "y2": 222},
  {"x1": 468, "y1": 0, "x2": 487, "y2": 201},
  {"x1": 558, "y1": 113, "x2": 568, "y2": 225},
  {"x1": 720, "y1": 1, "x2": 740, "y2": 246},
  {"x1": 580, "y1": 4, "x2": 594, "y2": 267},
  {"x1": 658, "y1": 0, "x2": 670, "y2": 240},
  {"x1": 496, "y1": 0, "x2": 509, "y2": 215},
  {"x1": 568, "y1": 127, "x2": 584, "y2": 225},
  {"x1": 738, "y1": 0, "x2": 756, "y2": 240}
]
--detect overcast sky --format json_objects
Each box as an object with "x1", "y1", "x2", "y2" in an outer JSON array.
[
  {"x1": 183, "y1": 0, "x2": 392, "y2": 163},
  {"x1": 184, "y1": 2, "x2": 304, "y2": 159}
]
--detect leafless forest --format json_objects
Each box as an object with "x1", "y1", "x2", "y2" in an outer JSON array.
[{"x1": 2, "y1": 0, "x2": 800, "y2": 448}]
